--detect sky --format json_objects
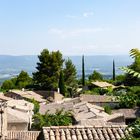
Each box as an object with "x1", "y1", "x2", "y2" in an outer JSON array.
[{"x1": 0, "y1": 0, "x2": 140, "y2": 55}]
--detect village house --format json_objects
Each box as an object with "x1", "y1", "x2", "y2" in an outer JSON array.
[
  {"x1": 5, "y1": 90, "x2": 64, "y2": 103},
  {"x1": 80, "y1": 94, "x2": 119, "y2": 108},
  {"x1": 73, "y1": 102, "x2": 125, "y2": 126},
  {"x1": 90, "y1": 81, "x2": 116, "y2": 89},
  {"x1": 112, "y1": 107, "x2": 140, "y2": 125}
]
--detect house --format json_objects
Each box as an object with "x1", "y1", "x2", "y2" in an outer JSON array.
[
  {"x1": 39, "y1": 102, "x2": 73, "y2": 115},
  {"x1": 39, "y1": 99, "x2": 125, "y2": 126},
  {"x1": 42, "y1": 125, "x2": 129, "y2": 140},
  {"x1": 112, "y1": 108, "x2": 140, "y2": 125},
  {"x1": 80, "y1": 94, "x2": 119, "y2": 108},
  {"x1": 0, "y1": 97, "x2": 34, "y2": 131},
  {"x1": 33, "y1": 91, "x2": 64, "y2": 102},
  {"x1": 73, "y1": 102, "x2": 125, "y2": 126},
  {"x1": 7, "y1": 107, "x2": 31, "y2": 131},
  {"x1": 5, "y1": 90, "x2": 46, "y2": 103},
  {"x1": 91, "y1": 81, "x2": 116, "y2": 89},
  {"x1": 5, "y1": 90, "x2": 64, "y2": 103}
]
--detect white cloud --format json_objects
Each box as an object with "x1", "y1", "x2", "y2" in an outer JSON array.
[{"x1": 83, "y1": 12, "x2": 94, "y2": 18}]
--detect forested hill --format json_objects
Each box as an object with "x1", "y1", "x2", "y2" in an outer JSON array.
[{"x1": 0, "y1": 55, "x2": 132, "y2": 83}]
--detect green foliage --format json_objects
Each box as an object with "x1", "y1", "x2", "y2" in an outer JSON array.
[
  {"x1": 1, "y1": 71, "x2": 32, "y2": 90},
  {"x1": 29, "y1": 98, "x2": 40, "y2": 114},
  {"x1": 131, "y1": 118, "x2": 140, "y2": 138},
  {"x1": 122, "y1": 118, "x2": 140, "y2": 139},
  {"x1": 59, "y1": 71, "x2": 66, "y2": 96},
  {"x1": 121, "y1": 48, "x2": 140, "y2": 86},
  {"x1": 82, "y1": 55, "x2": 85, "y2": 86},
  {"x1": 16, "y1": 70, "x2": 32, "y2": 89},
  {"x1": 114, "y1": 75, "x2": 125, "y2": 85},
  {"x1": 63, "y1": 58, "x2": 77, "y2": 97},
  {"x1": 1, "y1": 80, "x2": 14, "y2": 90},
  {"x1": 88, "y1": 70, "x2": 103, "y2": 81},
  {"x1": 33, "y1": 49, "x2": 64, "y2": 90},
  {"x1": 104, "y1": 105, "x2": 112, "y2": 114},
  {"x1": 32, "y1": 109, "x2": 73, "y2": 130},
  {"x1": 117, "y1": 93, "x2": 138, "y2": 108},
  {"x1": 84, "y1": 89, "x2": 99, "y2": 95}
]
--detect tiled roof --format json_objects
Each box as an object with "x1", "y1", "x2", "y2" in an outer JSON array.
[
  {"x1": 80, "y1": 94, "x2": 118, "y2": 103},
  {"x1": 10, "y1": 90, "x2": 46, "y2": 103},
  {"x1": 73, "y1": 102, "x2": 124, "y2": 126},
  {"x1": 7, "y1": 131, "x2": 40, "y2": 140},
  {"x1": 91, "y1": 81, "x2": 115, "y2": 88},
  {"x1": 7, "y1": 99, "x2": 34, "y2": 112},
  {"x1": 0, "y1": 94, "x2": 12, "y2": 101},
  {"x1": 112, "y1": 108, "x2": 140, "y2": 119},
  {"x1": 7, "y1": 107, "x2": 29, "y2": 123},
  {"x1": 39, "y1": 102, "x2": 73, "y2": 114},
  {"x1": 43, "y1": 125, "x2": 129, "y2": 140}
]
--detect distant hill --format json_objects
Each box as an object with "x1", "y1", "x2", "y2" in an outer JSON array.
[{"x1": 0, "y1": 55, "x2": 133, "y2": 83}]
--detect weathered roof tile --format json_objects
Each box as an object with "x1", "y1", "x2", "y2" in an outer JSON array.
[{"x1": 43, "y1": 125, "x2": 129, "y2": 140}]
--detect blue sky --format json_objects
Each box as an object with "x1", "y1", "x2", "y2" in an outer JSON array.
[{"x1": 0, "y1": 0, "x2": 140, "y2": 55}]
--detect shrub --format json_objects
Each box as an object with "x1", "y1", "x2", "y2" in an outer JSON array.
[
  {"x1": 104, "y1": 105, "x2": 112, "y2": 114},
  {"x1": 32, "y1": 109, "x2": 73, "y2": 130}
]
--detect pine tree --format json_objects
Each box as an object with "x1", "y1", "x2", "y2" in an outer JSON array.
[
  {"x1": 82, "y1": 55, "x2": 85, "y2": 86},
  {"x1": 113, "y1": 60, "x2": 116, "y2": 81},
  {"x1": 63, "y1": 58, "x2": 77, "y2": 97},
  {"x1": 59, "y1": 71, "x2": 66, "y2": 96},
  {"x1": 33, "y1": 49, "x2": 64, "y2": 90}
]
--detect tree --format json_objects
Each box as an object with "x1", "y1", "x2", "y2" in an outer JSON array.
[
  {"x1": 63, "y1": 58, "x2": 77, "y2": 97},
  {"x1": 88, "y1": 70, "x2": 103, "y2": 81},
  {"x1": 33, "y1": 49, "x2": 64, "y2": 90},
  {"x1": 121, "y1": 48, "x2": 140, "y2": 85},
  {"x1": 16, "y1": 70, "x2": 32, "y2": 89},
  {"x1": 59, "y1": 71, "x2": 66, "y2": 96},
  {"x1": 1, "y1": 80, "x2": 14, "y2": 90},
  {"x1": 113, "y1": 60, "x2": 116, "y2": 81},
  {"x1": 82, "y1": 55, "x2": 85, "y2": 86}
]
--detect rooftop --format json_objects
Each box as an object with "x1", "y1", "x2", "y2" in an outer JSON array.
[
  {"x1": 80, "y1": 94, "x2": 118, "y2": 103},
  {"x1": 43, "y1": 125, "x2": 129, "y2": 140},
  {"x1": 91, "y1": 81, "x2": 115, "y2": 88}
]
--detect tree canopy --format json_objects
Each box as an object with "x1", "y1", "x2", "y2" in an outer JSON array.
[
  {"x1": 63, "y1": 58, "x2": 77, "y2": 97},
  {"x1": 88, "y1": 70, "x2": 103, "y2": 81},
  {"x1": 33, "y1": 49, "x2": 64, "y2": 90},
  {"x1": 122, "y1": 48, "x2": 140, "y2": 86}
]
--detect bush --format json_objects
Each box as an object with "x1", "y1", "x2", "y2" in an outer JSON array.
[
  {"x1": 117, "y1": 93, "x2": 138, "y2": 108},
  {"x1": 104, "y1": 105, "x2": 112, "y2": 114},
  {"x1": 32, "y1": 109, "x2": 73, "y2": 130},
  {"x1": 28, "y1": 98, "x2": 40, "y2": 114},
  {"x1": 1, "y1": 80, "x2": 14, "y2": 91}
]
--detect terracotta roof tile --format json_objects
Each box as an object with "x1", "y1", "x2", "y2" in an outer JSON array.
[{"x1": 43, "y1": 125, "x2": 129, "y2": 140}]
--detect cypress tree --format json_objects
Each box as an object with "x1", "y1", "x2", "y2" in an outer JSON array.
[
  {"x1": 113, "y1": 60, "x2": 115, "y2": 81},
  {"x1": 82, "y1": 55, "x2": 85, "y2": 86},
  {"x1": 59, "y1": 71, "x2": 66, "y2": 96}
]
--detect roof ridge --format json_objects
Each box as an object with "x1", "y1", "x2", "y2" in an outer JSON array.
[{"x1": 43, "y1": 125, "x2": 127, "y2": 129}]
